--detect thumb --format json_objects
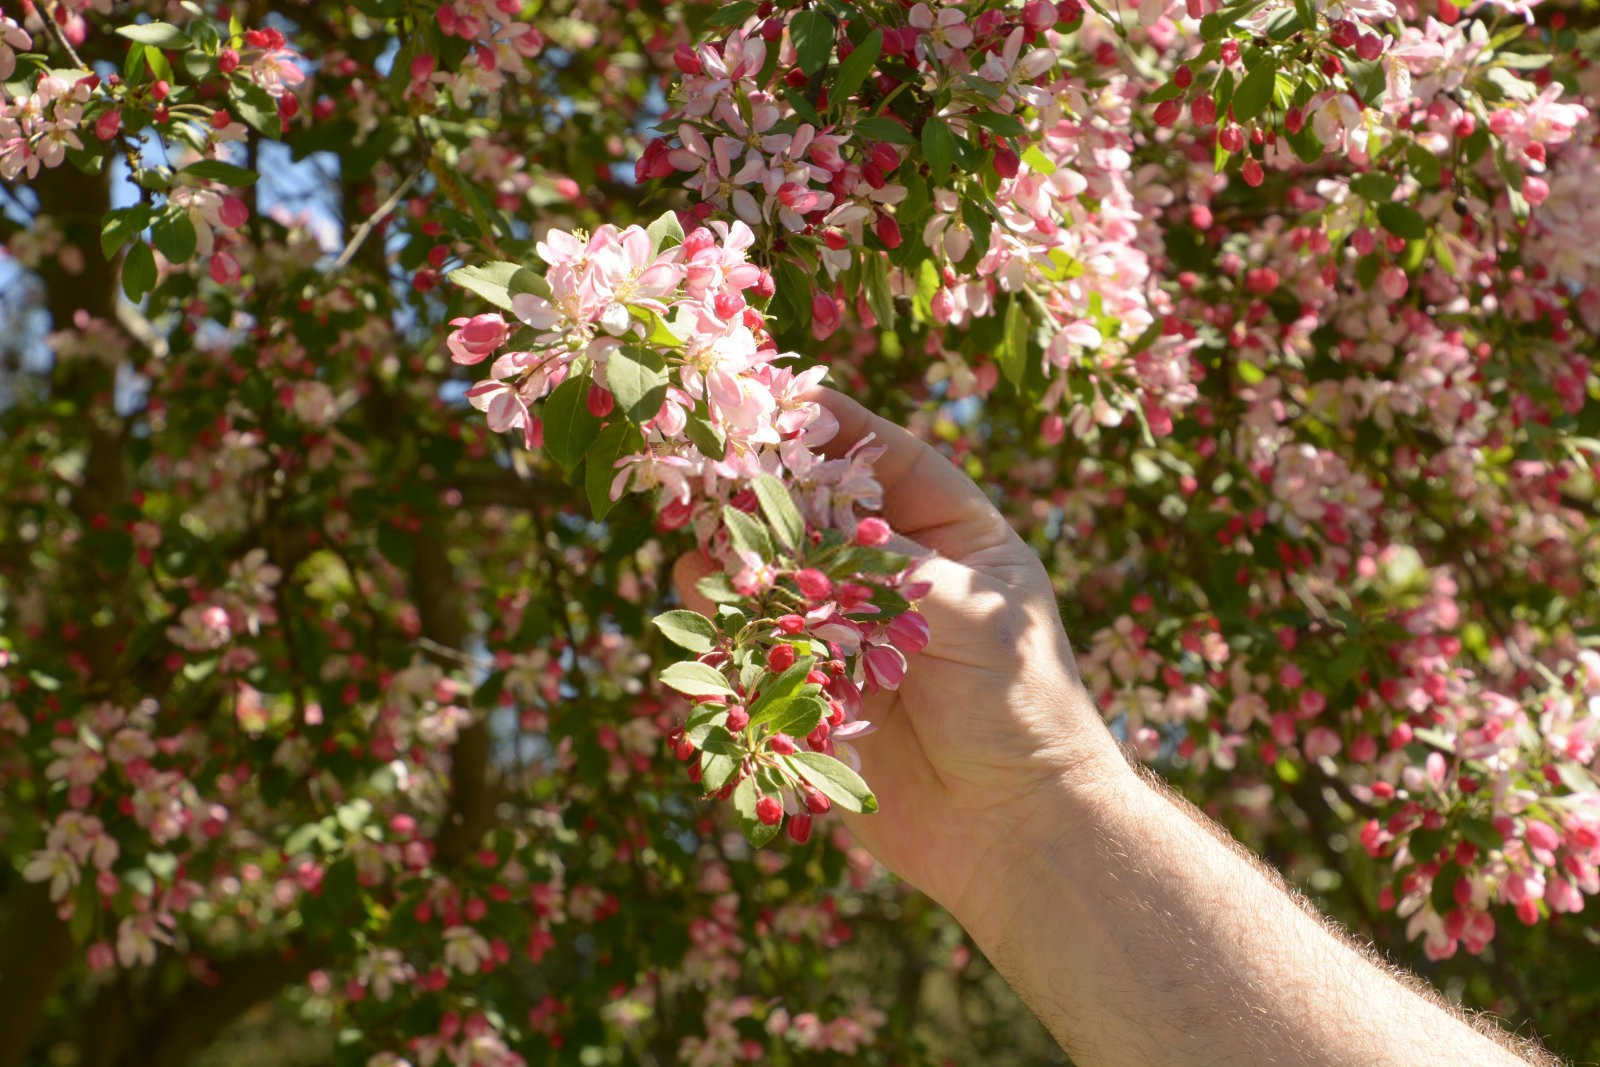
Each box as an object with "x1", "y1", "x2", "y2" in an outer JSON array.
[{"x1": 671, "y1": 550, "x2": 720, "y2": 618}]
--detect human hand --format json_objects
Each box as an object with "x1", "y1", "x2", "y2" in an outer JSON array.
[{"x1": 676, "y1": 389, "x2": 1132, "y2": 918}]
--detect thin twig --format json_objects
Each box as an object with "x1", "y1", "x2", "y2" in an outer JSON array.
[
  {"x1": 40, "y1": 1, "x2": 90, "y2": 71},
  {"x1": 332, "y1": 165, "x2": 424, "y2": 270}
]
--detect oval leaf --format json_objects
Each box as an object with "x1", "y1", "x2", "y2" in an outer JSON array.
[
  {"x1": 659, "y1": 660, "x2": 736, "y2": 698},
  {"x1": 785, "y1": 751, "x2": 878, "y2": 814},
  {"x1": 653, "y1": 610, "x2": 718, "y2": 654}
]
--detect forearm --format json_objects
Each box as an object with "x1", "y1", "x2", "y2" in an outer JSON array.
[{"x1": 955, "y1": 761, "x2": 1546, "y2": 1066}]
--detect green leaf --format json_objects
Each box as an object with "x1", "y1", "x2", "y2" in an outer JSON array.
[
  {"x1": 775, "y1": 259, "x2": 813, "y2": 336},
  {"x1": 770, "y1": 695, "x2": 826, "y2": 739},
  {"x1": 1345, "y1": 59, "x2": 1387, "y2": 108},
  {"x1": 696, "y1": 572, "x2": 745, "y2": 604},
  {"x1": 684, "y1": 409, "x2": 727, "y2": 461},
  {"x1": 701, "y1": 750, "x2": 739, "y2": 790},
  {"x1": 784, "y1": 751, "x2": 878, "y2": 813},
  {"x1": 448, "y1": 261, "x2": 524, "y2": 312},
  {"x1": 659, "y1": 660, "x2": 737, "y2": 698},
  {"x1": 541, "y1": 373, "x2": 602, "y2": 473},
  {"x1": 181, "y1": 159, "x2": 259, "y2": 186},
  {"x1": 921, "y1": 118, "x2": 956, "y2": 182},
  {"x1": 653, "y1": 610, "x2": 719, "y2": 654},
  {"x1": 722, "y1": 505, "x2": 773, "y2": 561},
  {"x1": 584, "y1": 419, "x2": 639, "y2": 519},
  {"x1": 968, "y1": 110, "x2": 1026, "y2": 138},
  {"x1": 646, "y1": 210, "x2": 684, "y2": 252},
  {"x1": 607, "y1": 346, "x2": 669, "y2": 423},
  {"x1": 707, "y1": 1, "x2": 757, "y2": 28},
  {"x1": 122, "y1": 241, "x2": 157, "y2": 302},
  {"x1": 862, "y1": 251, "x2": 895, "y2": 329},
  {"x1": 116, "y1": 21, "x2": 190, "y2": 47},
  {"x1": 1348, "y1": 172, "x2": 1397, "y2": 203},
  {"x1": 750, "y1": 474, "x2": 804, "y2": 553},
  {"x1": 996, "y1": 297, "x2": 1030, "y2": 391},
  {"x1": 151, "y1": 212, "x2": 197, "y2": 264},
  {"x1": 102, "y1": 205, "x2": 152, "y2": 260},
  {"x1": 832, "y1": 29, "x2": 882, "y2": 106},
  {"x1": 747, "y1": 659, "x2": 817, "y2": 728},
  {"x1": 1376, "y1": 202, "x2": 1428, "y2": 240},
  {"x1": 1232, "y1": 56, "x2": 1277, "y2": 123},
  {"x1": 228, "y1": 80, "x2": 280, "y2": 136},
  {"x1": 854, "y1": 115, "x2": 916, "y2": 144},
  {"x1": 790, "y1": 10, "x2": 834, "y2": 77},
  {"x1": 733, "y1": 776, "x2": 780, "y2": 847}
]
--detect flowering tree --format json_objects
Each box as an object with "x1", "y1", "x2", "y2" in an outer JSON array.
[{"x1": 2, "y1": 0, "x2": 1598, "y2": 1062}]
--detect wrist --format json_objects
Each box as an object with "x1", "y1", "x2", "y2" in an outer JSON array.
[{"x1": 946, "y1": 739, "x2": 1146, "y2": 950}]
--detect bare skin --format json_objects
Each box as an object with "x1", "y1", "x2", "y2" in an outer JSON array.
[{"x1": 677, "y1": 389, "x2": 1554, "y2": 1067}]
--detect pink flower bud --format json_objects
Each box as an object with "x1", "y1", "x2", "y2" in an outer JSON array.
[
  {"x1": 875, "y1": 213, "x2": 903, "y2": 249},
  {"x1": 810, "y1": 291, "x2": 841, "y2": 340},
  {"x1": 673, "y1": 44, "x2": 702, "y2": 75},
  {"x1": 767, "y1": 644, "x2": 797, "y2": 672},
  {"x1": 219, "y1": 195, "x2": 250, "y2": 229},
  {"x1": 854, "y1": 517, "x2": 892, "y2": 546},
  {"x1": 993, "y1": 145, "x2": 1020, "y2": 178},
  {"x1": 793, "y1": 568, "x2": 832, "y2": 599},
  {"x1": 94, "y1": 108, "x2": 122, "y2": 141},
  {"x1": 769, "y1": 733, "x2": 797, "y2": 755},
  {"x1": 1355, "y1": 33, "x2": 1383, "y2": 61},
  {"x1": 209, "y1": 250, "x2": 241, "y2": 285},
  {"x1": 804, "y1": 787, "x2": 832, "y2": 814},
  {"x1": 1190, "y1": 95, "x2": 1217, "y2": 125},
  {"x1": 726, "y1": 705, "x2": 750, "y2": 731},
  {"x1": 218, "y1": 47, "x2": 240, "y2": 73},
  {"x1": 445, "y1": 313, "x2": 510, "y2": 365},
  {"x1": 587, "y1": 385, "x2": 614, "y2": 417},
  {"x1": 1240, "y1": 158, "x2": 1264, "y2": 187}
]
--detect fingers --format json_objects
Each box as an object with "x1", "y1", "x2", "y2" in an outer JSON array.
[{"x1": 807, "y1": 388, "x2": 1009, "y2": 557}]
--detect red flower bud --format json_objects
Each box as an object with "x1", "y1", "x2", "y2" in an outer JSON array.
[
  {"x1": 786, "y1": 813, "x2": 813, "y2": 843},
  {"x1": 726, "y1": 705, "x2": 750, "y2": 731},
  {"x1": 1174, "y1": 65, "x2": 1193, "y2": 89},
  {"x1": 673, "y1": 44, "x2": 702, "y2": 75},
  {"x1": 1190, "y1": 95, "x2": 1217, "y2": 125},
  {"x1": 993, "y1": 146, "x2": 1020, "y2": 178},
  {"x1": 804, "y1": 787, "x2": 832, "y2": 814},
  {"x1": 769, "y1": 733, "x2": 797, "y2": 755},
  {"x1": 219, "y1": 48, "x2": 241, "y2": 74},
  {"x1": 767, "y1": 644, "x2": 797, "y2": 672},
  {"x1": 755, "y1": 795, "x2": 783, "y2": 825},
  {"x1": 586, "y1": 385, "x2": 614, "y2": 417},
  {"x1": 1153, "y1": 99, "x2": 1180, "y2": 128},
  {"x1": 875, "y1": 214, "x2": 903, "y2": 249}
]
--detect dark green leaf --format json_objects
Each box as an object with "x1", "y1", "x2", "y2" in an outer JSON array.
[
  {"x1": 584, "y1": 419, "x2": 639, "y2": 519},
  {"x1": 653, "y1": 610, "x2": 719, "y2": 654},
  {"x1": 832, "y1": 29, "x2": 882, "y2": 106},
  {"x1": 1376, "y1": 202, "x2": 1428, "y2": 240},
  {"x1": 122, "y1": 241, "x2": 157, "y2": 302},
  {"x1": 922, "y1": 117, "x2": 956, "y2": 181},
  {"x1": 770, "y1": 695, "x2": 826, "y2": 739},
  {"x1": 684, "y1": 409, "x2": 727, "y2": 461},
  {"x1": 541, "y1": 373, "x2": 602, "y2": 473},
  {"x1": 181, "y1": 159, "x2": 259, "y2": 186},
  {"x1": 1232, "y1": 56, "x2": 1277, "y2": 123},
  {"x1": 151, "y1": 212, "x2": 197, "y2": 264},
  {"x1": 784, "y1": 751, "x2": 878, "y2": 813},
  {"x1": 854, "y1": 116, "x2": 916, "y2": 144},
  {"x1": 790, "y1": 10, "x2": 834, "y2": 77},
  {"x1": 968, "y1": 110, "x2": 1026, "y2": 138}
]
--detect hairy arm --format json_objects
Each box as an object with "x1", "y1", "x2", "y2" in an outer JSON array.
[{"x1": 955, "y1": 753, "x2": 1552, "y2": 1066}]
